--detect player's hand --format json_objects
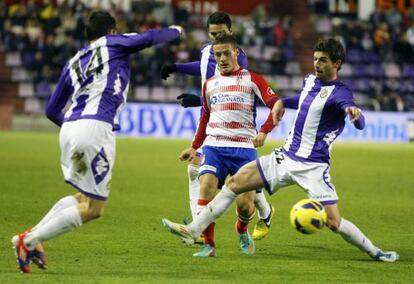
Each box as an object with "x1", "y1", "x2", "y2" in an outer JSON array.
[
  {"x1": 271, "y1": 100, "x2": 285, "y2": 127},
  {"x1": 160, "y1": 63, "x2": 177, "y2": 80},
  {"x1": 168, "y1": 25, "x2": 184, "y2": 37},
  {"x1": 177, "y1": 93, "x2": 202, "y2": 108},
  {"x1": 253, "y1": 132, "x2": 267, "y2": 148},
  {"x1": 179, "y1": 147, "x2": 197, "y2": 161},
  {"x1": 345, "y1": 106, "x2": 362, "y2": 122}
]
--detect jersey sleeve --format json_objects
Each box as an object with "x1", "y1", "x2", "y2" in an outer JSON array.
[
  {"x1": 175, "y1": 61, "x2": 202, "y2": 76},
  {"x1": 238, "y1": 48, "x2": 249, "y2": 69},
  {"x1": 335, "y1": 86, "x2": 365, "y2": 129},
  {"x1": 250, "y1": 72, "x2": 279, "y2": 133},
  {"x1": 45, "y1": 63, "x2": 74, "y2": 127},
  {"x1": 109, "y1": 28, "x2": 181, "y2": 54},
  {"x1": 281, "y1": 95, "x2": 300, "y2": 109},
  {"x1": 191, "y1": 81, "x2": 209, "y2": 149},
  {"x1": 335, "y1": 86, "x2": 357, "y2": 111}
]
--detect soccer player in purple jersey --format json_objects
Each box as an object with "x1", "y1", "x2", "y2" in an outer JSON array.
[
  {"x1": 160, "y1": 12, "x2": 275, "y2": 241},
  {"x1": 162, "y1": 38, "x2": 399, "y2": 262},
  {"x1": 11, "y1": 11, "x2": 183, "y2": 273}
]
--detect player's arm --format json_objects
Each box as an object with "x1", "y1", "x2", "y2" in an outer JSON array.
[
  {"x1": 271, "y1": 95, "x2": 300, "y2": 127},
  {"x1": 114, "y1": 26, "x2": 183, "y2": 54},
  {"x1": 163, "y1": 61, "x2": 202, "y2": 107},
  {"x1": 345, "y1": 106, "x2": 365, "y2": 129},
  {"x1": 176, "y1": 93, "x2": 203, "y2": 108},
  {"x1": 336, "y1": 87, "x2": 365, "y2": 130},
  {"x1": 45, "y1": 64, "x2": 73, "y2": 127},
  {"x1": 180, "y1": 98, "x2": 209, "y2": 161},
  {"x1": 250, "y1": 72, "x2": 279, "y2": 146},
  {"x1": 191, "y1": 82, "x2": 209, "y2": 148},
  {"x1": 276, "y1": 75, "x2": 306, "y2": 110},
  {"x1": 161, "y1": 61, "x2": 201, "y2": 80}
]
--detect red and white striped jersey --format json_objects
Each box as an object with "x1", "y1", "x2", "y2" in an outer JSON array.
[{"x1": 192, "y1": 69, "x2": 278, "y2": 149}]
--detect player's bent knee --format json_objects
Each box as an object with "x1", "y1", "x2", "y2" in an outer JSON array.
[
  {"x1": 88, "y1": 206, "x2": 105, "y2": 220},
  {"x1": 74, "y1": 192, "x2": 87, "y2": 203},
  {"x1": 87, "y1": 199, "x2": 106, "y2": 220},
  {"x1": 225, "y1": 176, "x2": 239, "y2": 191}
]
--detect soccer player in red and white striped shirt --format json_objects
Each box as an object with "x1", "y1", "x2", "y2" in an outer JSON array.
[{"x1": 177, "y1": 34, "x2": 278, "y2": 257}]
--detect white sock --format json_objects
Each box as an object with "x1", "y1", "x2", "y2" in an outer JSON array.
[
  {"x1": 196, "y1": 204, "x2": 206, "y2": 216},
  {"x1": 337, "y1": 218, "x2": 379, "y2": 257},
  {"x1": 255, "y1": 190, "x2": 270, "y2": 219},
  {"x1": 188, "y1": 164, "x2": 200, "y2": 221},
  {"x1": 32, "y1": 196, "x2": 78, "y2": 231},
  {"x1": 24, "y1": 205, "x2": 82, "y2": 250},
  {"x1": 187, "y1": 186, "x2": 236, "y2": 237}
]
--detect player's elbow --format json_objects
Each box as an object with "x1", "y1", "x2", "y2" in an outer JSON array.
[
  {"x1": 45, "y1": 105, "x2": 57, "y2": 121},
  {"x1": 45, "y1": 106, "x2": 53, "y2": 119}
]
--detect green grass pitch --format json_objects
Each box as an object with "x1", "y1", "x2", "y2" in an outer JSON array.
[{"x1": 0, "y1": 132, "x2": 413, "y2": 283}]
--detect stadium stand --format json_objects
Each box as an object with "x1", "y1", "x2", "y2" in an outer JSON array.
[
  {"x1": 1, "y1": 0, "x2": 412, "y2": 118},
  {"x1": 308, "y1": 0, "x2": 414, "y2": 111},
  {"x1": 0, "y1": 0, "x2": 297, "y2": 116}
]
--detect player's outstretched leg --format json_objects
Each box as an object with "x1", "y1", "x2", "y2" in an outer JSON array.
[
  {"x1": 11, "y1": 230, "x2": 33, "y2": 273},
  {"x1": 183, "y1": 217, "x2": 204, "y2": 245},
  {"x1": 373, "y1": 251, "x2": 399, "y2": 262},
  {"x1": 11, "y1": 231, "x2": 49, "y2": 273},
  {"x1": 162, "y1": 218, "x2": 195, "y2": 245},
  {"x1": 336, "y1": 218, "x2": 399, "y2": 262},
  {"x1": 31, "y1": 242, "x2": 48, "y2": 270},
  {"x1": 252, "y1": 202, "x2": 275, "y2": 240}
]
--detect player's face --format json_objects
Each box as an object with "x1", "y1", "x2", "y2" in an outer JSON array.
[
  {"x1": 208, "y1": 24, "x2": 231, "y2": 41},
  {"x1": 213, "y1": 43, "x2": 240, "y2": 75},
  {"x1": 313, "y1": 51, "x2": 341, "y2": 81}
]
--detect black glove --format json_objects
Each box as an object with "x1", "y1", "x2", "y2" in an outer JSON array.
[
  {"x1": 177, "y1": 93, "x2": 202, "y2": 108},
  {"x1": 160, "y1": 63, "x2": 177, "y2": 80}
]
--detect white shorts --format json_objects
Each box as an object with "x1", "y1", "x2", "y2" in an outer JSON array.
[
  {"x1": 257, "y1": 148, "x2": 338, "y2": 205},
  {"x1": 60, "y1": 119, "x2": 115, "y2": 201}
]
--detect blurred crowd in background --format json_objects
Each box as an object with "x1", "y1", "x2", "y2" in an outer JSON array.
[{"x1": 0, "y1": 0, "x2": 413, "y2": 113}]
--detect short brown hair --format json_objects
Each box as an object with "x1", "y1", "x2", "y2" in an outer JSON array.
[
  {"x1": 212, "y1": 34, "x2": 237, "y2": 48},
  {"x1": 313, "y1": 38, "x2": 345, "y2": 70}
]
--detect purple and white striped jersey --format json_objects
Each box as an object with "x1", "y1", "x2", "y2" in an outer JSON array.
[
  {"x1": 282, "y1": 74, "x2": 365, "y2": 164},
  {"x1": 46, "y1": 28, "x2": 180, "y2": 130}
]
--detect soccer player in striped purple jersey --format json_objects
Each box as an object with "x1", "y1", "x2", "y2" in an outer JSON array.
[
  {"x1": 11, "y1": 11, "x2": 183, "y2": 273},
  {"x1": 161, "y1": 12, "x2": 275, "y2": 241},
  {"x1": 162, "y1": 38, "x2": 399, "y2": 262}
]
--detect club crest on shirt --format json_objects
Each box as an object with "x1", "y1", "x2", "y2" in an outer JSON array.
[{"x1": 319, "y1": 89, "x2": 329, "y2": 98}]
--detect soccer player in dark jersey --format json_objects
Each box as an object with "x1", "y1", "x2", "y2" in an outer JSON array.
[
  {"x1": 11, "y1": 11, "x2": 183, "y2": 273},
  {"x1": 162, "y1": 38, "x2": 399, "y2": 262}
]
